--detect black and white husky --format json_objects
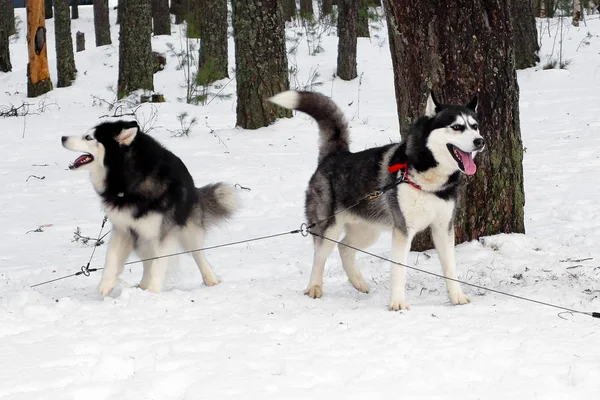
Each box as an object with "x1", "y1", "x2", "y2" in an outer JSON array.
[
  {"x1": 270, "y1": 90, "x2": 484, "y2": 310},
  {"x1": 61, "y1": 120, "x2": 240, "y2": 296}
]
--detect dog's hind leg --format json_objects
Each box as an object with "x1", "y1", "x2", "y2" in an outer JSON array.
[
  {"x1": 389, "y1": 228, "x2": 413, "y2": 311},
  {"x1": 431, "y1": 223, "x2": 470, "y2": 305},
  {"x1": 99, "y1": 229, "x2": 134, "y2": 296},
  {"x1": 339, "y1": 223, "x2": 380, "y2": 293},
  {"x1": 305, "y1": 222, "x2": 344, "y2": 299},
  {"x1": 179, "y1": 226, "x2": 220, "y2": 287},
  {"x1": 138, "y1": 238, "x2": 177, "y2": 293}
]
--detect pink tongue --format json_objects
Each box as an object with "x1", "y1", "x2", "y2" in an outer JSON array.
[
  {"x1": 74, "y1": 155, "x2": 88, "y2": 165},
  {"x1": 456, "y1": 148, "x2": 476, "y2": 175}
]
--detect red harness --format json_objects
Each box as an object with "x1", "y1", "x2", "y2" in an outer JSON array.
[{"x1": 387, "y1": 163, "x2": 421, "y2": 190}]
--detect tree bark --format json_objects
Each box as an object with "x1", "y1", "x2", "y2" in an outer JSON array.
[
  {"x1": 0, "y1": 0, "x2": 12, "y2": 72},
  {"x1": 199, "y1": 0, "x2": 228, "y2": 81},
  {"x1": 152, "y1": 0, "x2": 171, "y2": 35},
  {"x1": 76, "y1": 31, "x2": 85, "y2": 51},
  {"x1": 384, "y1": 0, "x2": 525, "y2": 250},
  {"x1": 27, "y1": 0, "x2": 53, "y2": 97},
  {"x1": 300, "y1": 0, "x2": 314, "y2": 20},
  {"x1": 171, "y1": 0, "x2": 185, "y2": 24},
  {"x1": 283, "y1": 0, "x2": 297, "y2": 21},
  {"x1": 573, "y1": 0, "x2": 581, "y2": 26},
  {"x1": 93, "y1": 0, "x2": 112, "y2": 46},
  {"x1": 187, "y1": 0, "x2": 202, "y2": 38},
  {"x1": 55, "y1": 0, "x2": 77, "y2": 87},
  {"x1": 45, "y1": 0, "x2": 53, "y2": 19},
  {"x1": 7, "y1": 0, "x2": 15, "y2": 36},
  {"x1": 322, "y1": 0, "x2": 333, "y2": 16},
  {"x1": 511, "y1": 0, "x2": 539, "y2": 69},
  {"x1": 71, "y1": 0, "x2": 79, "y2": 19},
  {"x1": 369, "y1": 0, "x2": 381, "y2": 6},
  {"x1": 118, "y1": 0, "x2": 154, "y2": 98},
  {"x1": 357, "y1": 0, "x2": 370, "y2": 37},
  {"x1": 337, "y1": 0, "x2": 358, "y2": 80},
  {"x1": 231, "y1": 0, "x2": 292, "y2": 129}
]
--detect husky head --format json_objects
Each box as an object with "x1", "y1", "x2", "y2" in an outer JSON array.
[
  {"x1": 418, "y1": 91, "x2": 484, "y2": 176},
  {"x1": 61, "y1": 120, "x2": 140, "y2": 171}
]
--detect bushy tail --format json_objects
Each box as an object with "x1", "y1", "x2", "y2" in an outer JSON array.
[
  {"x1": 269, "y1": 90, "x2": 350, "y2": 162},
  {"x1": 195, "y1": 183, "x2": 240, "y2": 228}
]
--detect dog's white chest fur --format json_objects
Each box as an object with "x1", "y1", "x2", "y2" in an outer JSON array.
[
  {"x1": 105, "y1": 206, "x2": 164, "y2": 241},
  {"x1": 397, "y1": 185, "x2": 455, "y2": 232}
]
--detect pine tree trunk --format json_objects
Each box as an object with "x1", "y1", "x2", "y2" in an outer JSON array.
[
  {"x1": 199, "y1": 0, "x2": 228, "y2": 81},
  {"x1": 357, "y1": 0, "x2": 370, "y2": 37},
  {"x1": 71, "y1": 0, "x2": 79, "y2": 19},
  {"x1": 337, "y1": 0, "x2": 358, "y2": 80},
  {"x1": 55, "y1": 0, "x2": 77, "y2": 87},
  {"x1": 152, "y1": 0, "x2": 171, "y2": 35},
  {"x1": 27, "y1": 0, "x2": 53, "y2": 97},
  {"x1": 45, "y1": 0, "x2": 53, "y2": 19},
  {"x1": 283, "y1": 0, "x2": 297, "y2": 21},
  {"x1": 171, "y1": 0, "x2": 184, "y2": 24},
  {"x1": 0, "y1": 0, "x2": 12, "y2": 72},
  {"x1": 231, "y1": 0, "x2": 292, "y2": 129},
  {"x1": 118, "y1": 0, "x2": 154, "y2": 98},
  {"x1": 7, "y1": 0, "x2": 15, "y2": 36},
  {"x1": 573, "y1": 0, "x2": 581, "y2": 26},
  {"x1": 322, "y1": 0, "x2": 333, "y2": 16},
  {"x1": 300, "y1": 0, "x2": 314, "y2": 20},
  {"x1": 369, "y1": 0, "x2": 381, "y2": 6},
  {"x1": 384, "y1": 0, "x2": 525, "y2": 250},
  {"x1": 93, "y1": 0, "x2": 112, "y2": 46},
  {"x1": 511, "y1": 0, "x2": 539, "y2": 69}
]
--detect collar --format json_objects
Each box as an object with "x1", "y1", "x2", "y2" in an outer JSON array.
[{"x1": 388, "y1": 163, "x2": 421, "y2": 190}]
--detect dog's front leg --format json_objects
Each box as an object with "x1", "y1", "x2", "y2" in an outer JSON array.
[
  {"x1": 389, "y1": 228, "x2": 413, "y2": 311},
  {"x1": 99, "y1": 229, "x2": 134, "y2": 296},
  {"x1": 431, "y1": 223, "x2": 470, "y2": 305}
]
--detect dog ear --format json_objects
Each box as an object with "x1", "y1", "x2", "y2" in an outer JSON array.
[
  {"x1": 425, "y1": 91, "x2": 440, "y2": 117},
  {"x1": 466, "y1": 92, "x2": 478, "y2": 113},
  {"x1": 115, "y1": 122, "x2": 139, "y2": 146}
]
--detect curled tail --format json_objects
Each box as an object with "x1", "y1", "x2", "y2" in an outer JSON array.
[
  {"x1": 195, "y1": 183, "x2": 240, "y2": 228},
  {"x1": 269, "y1": 90, "x2": 350, "y2": 162}
]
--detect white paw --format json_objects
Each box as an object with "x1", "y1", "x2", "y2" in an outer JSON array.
[
  {"x1": 448, "y1": 289, "x2": 471, "y2": 305},
  {"x1": 144, "y1": 281, "x2": 163, "y2": 293},
  {"x1": 349, "y1": 276, "x2": 370, "y2": 293},
  {"x1": 99, "y1": 280, "x2": 116, "y2": 297},
  {"x1": 389, "y1": 299, "x2": 410, "y2": 311},
  {"x1": 304, "y1": 285, "x2": 322, "y2": 299},
  {"x1": 203, "y1": 275, "x2": 221, "y2": 287}
]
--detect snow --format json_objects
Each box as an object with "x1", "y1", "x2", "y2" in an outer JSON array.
[{"x1": 1, "y1": 6, "x2": 600, "y2": 400}]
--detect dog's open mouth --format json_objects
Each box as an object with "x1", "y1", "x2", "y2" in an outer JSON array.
[
  {"x1": 69, "y1": 153, "x2": 94, "y2": 170},
  {"x1": 447, "y1": 144, "x2": 476, "y2": 175}
]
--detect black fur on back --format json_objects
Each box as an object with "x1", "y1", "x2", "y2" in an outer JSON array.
[{"x1": 93, "y1": 120, "x2": 197, "y2": 224}]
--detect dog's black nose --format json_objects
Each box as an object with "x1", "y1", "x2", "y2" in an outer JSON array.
[
  {"x1": 61, "y1": 136, "x2": 67, "y2": 143},
  {"x1": 473, "y1": 138, "x2": 485, "y2": 148}
]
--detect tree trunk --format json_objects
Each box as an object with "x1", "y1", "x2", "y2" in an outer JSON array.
[
  {"x1": 357, "y1": 0, "x2": 370, "y2": 37},
  {"x1": 76, "y1": 31, "x2": 85, "y2": 51},
  {"x1": 337, "y1": 0, "x2": 358, "y2": 80},
  {"x1": 118, "y1": 0, "x2": 154, "y2": 98},
  {"x1": 511, "y1": 0, "x2": 539, "y2": 69},
  {"x1": 231, "y1": 0, "x2": 292, "y2": 129},
  {"x1": 27, "y1": 0, "x2": 53, "y2": 97},
  {"x1": 199, "y1": 0, "x2": 228, "y2": 81},
  {"x1": 369, "y1": 0, "x2": 381, "y2": 6},
  {"x1": 322, "y1": 0, "x2": 333, "y2": 16},
  {"x1": 55, "y1": 0, "x2": 77, "y2": 87},
  {"x1": 300, "y1": 0, "x2": 314, "y2": 20},
  {"x1": 152, "y1": 0, "x2": 171, "y2": 35},
  {"x1": 573, "y1": 0, "x2": 581, "y2": 26},
  {"x1": 71, "y1": 0, "x2": 79, "y2": 19},
  {"x1": 7, "y1": 0, "x2": 15, "y2": 36},
  {"x1": 0, "y1": 0, "x2": 12, "y2": 72},
  {"x1": 93, "y1": 0, "x2": 112, "y2": 46},
  {"x1": 45, "y1": 0, "x2": 53, "y2": 19},
  {"x1": 384, "y1": 0, "x2": 525, "y2": 250},
  {"x1": 171, "y1": 0, "x2": 185, "y2": 24},
  {"x1": 283, "y1": 0, "x2": 297, "y2": 21}
]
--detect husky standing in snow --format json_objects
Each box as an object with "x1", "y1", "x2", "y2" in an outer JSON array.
[
  {"x1": 269, "y1": 90, "x2": 484, "y2": 310},
  {"x1": 61, "y1": 120, "x2": 240, "y2": 296}
]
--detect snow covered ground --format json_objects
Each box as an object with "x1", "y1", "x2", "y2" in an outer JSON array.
[{"x1": 1, "y1": 6, "x2": 599, "y2": 400}]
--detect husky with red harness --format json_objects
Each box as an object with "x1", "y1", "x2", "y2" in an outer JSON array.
[{"x1": 269, "y1": 90, "x2": 484, "y2": 311}]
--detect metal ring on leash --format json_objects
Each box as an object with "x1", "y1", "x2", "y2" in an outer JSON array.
[
  {"x1": 300, "y1": 223, "x2": 309, "y2": 237},
  {"x1": 80, "y1": 265, "x2": 91, "y2": 277}
]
